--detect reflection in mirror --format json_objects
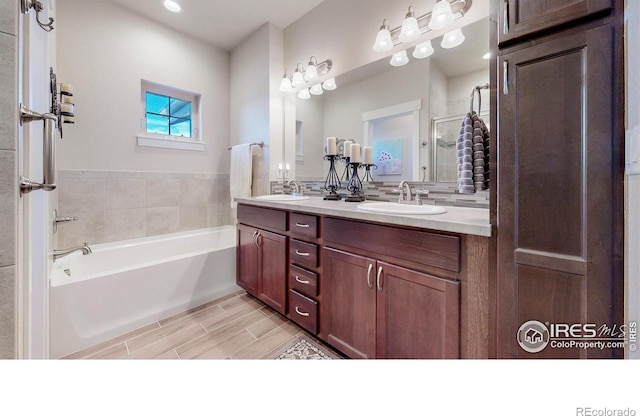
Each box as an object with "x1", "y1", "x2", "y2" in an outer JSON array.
[{"x1": 292, "y1": 17, "x2": 489, "y2": 184}]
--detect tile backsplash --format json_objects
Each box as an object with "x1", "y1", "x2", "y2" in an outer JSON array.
[
  {"x1": 271, "y1": 180, "x2": 489, "y2": 208},
  {"x1": 56, "y1": 170, "x2": 232, "y2": 247}
]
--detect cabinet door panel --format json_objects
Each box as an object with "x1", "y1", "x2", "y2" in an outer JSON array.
[
  {"x1": 497, "y1": 24, "x2": 617, "y2": 358},
  {"x1": 499, "y1": 0, "x2": 612, "y2": 45},
  {"x1": 377, "y1": 262, "x2": 460, "y2": 359},
  {"x1": 237, "y1": 224, "x2": 258, "y2": 296},
  {"x1": 257, "y1": 229, "x2": 288, "y2": 314},
  {"x1": 321, "y1": 247, "x2": 376, "y2": 359}
]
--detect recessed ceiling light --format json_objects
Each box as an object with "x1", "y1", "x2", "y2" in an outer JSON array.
[
  {"x1": 163, "y1": 0, "x2": 182, "y2": 13},
  {"x1": 482, "y1": 52, "x2": 491, "y2": 60}
]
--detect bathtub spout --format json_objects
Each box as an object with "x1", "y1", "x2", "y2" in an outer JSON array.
[{"x1": 53, "y1": 243, "x2": 92, "y2": 261}]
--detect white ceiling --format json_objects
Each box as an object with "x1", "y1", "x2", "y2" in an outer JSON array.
[{"x1": 107, "y1": 0, "x2": 325, "y2": 51}]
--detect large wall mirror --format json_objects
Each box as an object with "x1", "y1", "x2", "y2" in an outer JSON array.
[{"x1": 290, "y1": 17, "x2": 489, "y2": 183}]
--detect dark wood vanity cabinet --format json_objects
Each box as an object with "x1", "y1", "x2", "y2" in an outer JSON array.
[
  {"x1": 498, "y1": 0, "x2": 612, "y2": 46},
  {"x1": 493, "y1": 1, "x2": 624, "y2": 358},
  {"x1": 236, "y1": 206, "x2": 288, "y2": 315},
  {"x1": 322, "y1": 247, "x2": 460, "y2": 359}
]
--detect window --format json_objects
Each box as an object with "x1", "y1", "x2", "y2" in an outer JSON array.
[
  {"x1": 138, "y1": 80, "x2": 204, "y2": 151},
  {"x1": 146, "y1": 92, "x2": 192, "y2": 138}
]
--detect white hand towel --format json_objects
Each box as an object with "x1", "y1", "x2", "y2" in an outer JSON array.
[{"x1": 230, "y1": 143, "x2": 253, "y2": 208}]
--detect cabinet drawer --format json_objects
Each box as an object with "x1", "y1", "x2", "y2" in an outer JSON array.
[
  {"x1": 237, "y1": 204, "x2": 287, "y2": 231},
  {"x1": 289, "y1": 264, "x2": 318, "y2": 298},
  {"x1": 290, "y1": 212, "x2": 319, "y2": 239},
  {"x1": 290, "y1": 239, "x2": 318, "y2": 269},
  {"x1": 289, "y1": 290, "x2": 318, "y2": 334}
]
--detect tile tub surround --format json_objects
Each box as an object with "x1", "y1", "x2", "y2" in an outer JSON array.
[
  {"x1": 271, "y1": 180, "x2": 489, "y2": 208},
  {"x1": 57, "y1": 170, "x2": 233, "y2": 247}
]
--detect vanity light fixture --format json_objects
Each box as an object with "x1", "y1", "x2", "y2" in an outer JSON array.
[
  {"x1": 483, "y1": 52, "x2": 491, "y2": 60},
  {"x1": 372, "y1": 0, "x2": 471, "y2": 67},
  {"x1": 281, "y1": 57, "x2": 335, "y2": 98},
  {"x1": 428, "y1": 0, "x2": 455, "y2": 30},
  {"x1": 163, "y1": 0, "x2": 182, "y2": 13},
  {"x1": 413, "y1": 39, "x2": 434, "y2": 59},
  {"x1": 441, "y1": 27, "x2": 465, "y2": 49},
  {"x1": 390, "y1": 50, "x2": 410, "y2": 67},
  {"x1": 372, "y1": 19, "x2": 393, "y2": 53},
  {"x1": 398, "y1": 7, "x2": 421, "y2": 43}
]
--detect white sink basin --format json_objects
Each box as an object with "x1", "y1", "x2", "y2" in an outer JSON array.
[
  {"x1": 357, "y1": 202, "x2": 447, "y2": 215},
  {"x1": 254, "y1": 194, "x2": 310, "y2": 201}
]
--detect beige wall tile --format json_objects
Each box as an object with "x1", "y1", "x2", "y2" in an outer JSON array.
[
  {"x1": 56, "y1": 211, "x2": 105, "y2": 247},
  {"x1": 0, "y1": 302, "x2": 14, "y2": 359},
  {"x1": 0, "y1": 33, "x2": 16, "y2": 151},
  {"x1": 104, "y1": 208, "x2": 146, "y2": 242},
  {"x1": 105, "y1": 177, "x2": 146, "y2": 209},
  {"x1": 0, "y1": 265, "x2": 14, "y2": 306},
  {"x1": 179, "y1": 203, "x2": 207, "y2": 231},
  {"x1": 0, "y1": 151, "x2": 15, "y2": 266},
  {"x1": 145, "y1": 207, "x2": 180, "y2": 236},
  {"x1": 0, "y1": 0, "x2": 16, "y2": 36},
  {"x1": 58, "y1": 174, "x2": 105, "y2": 214},
  {"x1": 146, "y1": 177, "x2": 180, "y2": 207}
]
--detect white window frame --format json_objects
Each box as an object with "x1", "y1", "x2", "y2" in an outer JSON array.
[{"x1": 137, "y1": 79, "x2": 205, "y2": 152}]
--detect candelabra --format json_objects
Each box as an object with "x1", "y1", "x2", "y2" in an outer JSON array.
[
  {"x1": 323, "y1": 155, "x2": 342, "y2": 200},
  {"x1": 340, "y1": 156, "x2": 351, "y2": 182},
  {"x1": 345, "y1": 162, "x2": 365, "y2": 202},
  {"x1": 359, "y1": 164, "x2": 378, "y2": 182}
]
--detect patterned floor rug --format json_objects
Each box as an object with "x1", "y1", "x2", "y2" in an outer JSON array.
[{"x1": 268, "y1": 335, "x2": 342, "y2": 360}]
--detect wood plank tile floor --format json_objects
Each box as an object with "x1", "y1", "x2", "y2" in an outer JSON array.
[{"x1": 64, "y1": 291, "x2": 309, "y2": 359}]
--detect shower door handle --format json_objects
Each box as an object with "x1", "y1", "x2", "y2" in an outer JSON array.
[{"x1": 19, "y1": 104, "x2": 58, "y2": 194}]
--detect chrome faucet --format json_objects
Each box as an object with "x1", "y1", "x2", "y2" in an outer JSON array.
[
  {"x1": 53, "y1": 242, "x2": 92, "y2": 261},
  {"x1": 288, "y1": 180, "x2": 303, "y2": 196},
  {"x1": 396, "y1": 180, "x2": 412, "y2": 203}
]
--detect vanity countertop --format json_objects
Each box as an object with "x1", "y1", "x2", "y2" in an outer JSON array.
[{"x1": 235, "y1": 196, "x2": 491, "y2": 237}]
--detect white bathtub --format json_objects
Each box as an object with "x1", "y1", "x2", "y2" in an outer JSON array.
[{"x1": 49, "y1": 226, "x2": 239, "y2": 358}]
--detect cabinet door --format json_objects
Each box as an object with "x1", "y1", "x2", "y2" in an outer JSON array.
[
  {"x1": 497, "y1": 24, "x2": 618, "y2": 358},
  {"x1": 321, "y1": 247, "x2": 376, "y2": 359},
  {"x1": 257, "y1": 229, "x2": 288, "y2": 314},
  {"x1": 237, "y1": 224, "x2": 259, "y2": 296},
  {"x1": 376, "y1": 262, "x2": 460, "y2": 359},
  {"x1": 498, "y1": 0, "x2": 612, "y2": 45}
]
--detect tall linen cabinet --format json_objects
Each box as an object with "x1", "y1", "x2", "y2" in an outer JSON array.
[{"x1": 491, "y1": 0, "x2": 625, "y2": 358}]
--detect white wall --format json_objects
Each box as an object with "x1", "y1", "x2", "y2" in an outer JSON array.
[
  {"x1": 56, "y1": 0, "x2": 230, "y2": 174},
  {"x1": 295, "y1": 96, "x2": 325, "y2": 180},
  {"x1": 447, "y1": 68, "x2": 490, "y2": 116},
  {"x1": 231, "y1": 22, "x2": 284, "y2": 194}
]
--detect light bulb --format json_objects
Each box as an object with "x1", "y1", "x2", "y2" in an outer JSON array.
[
  {"x1": 304, "y1": 62, "x2": 319, "y2": 82},
  {"x1": 279, "y1": 76, "x2": 293, "y2": 93},
  {"x1": 297, "y1": 88, "x2": 311, "y2": 99},
  {"x1": 429, "y1": 0, "x2": 455, "y2": 30},
  {"x1": 390, "y1": 50, "x2": 409, "y2": 67},
  {"x1": 441, "y1": 27, "x2": 465, "y2": 49},
  {"x1": 322, "y1": 78, "x2": 337, "y2": 91},
  {"x1": 310, "y1": 84, "x2": 324, "y2": 95},
  {"x1": 413, "y1": 40, "x2": 434, "y2": 59},
  {"x1": 398, "y1": 7, "x2": 420, "y2": 43},
  {"x1": 163, "y1": 0, "x2": 182, "y2": 13},
  {"x1": 292, "y1": 69, "x2": 305, "y2": 87},
  {"x1": 372, "y1": 20, "x2": 393, "y2": 53}
]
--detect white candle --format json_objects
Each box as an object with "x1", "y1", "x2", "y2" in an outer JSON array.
[
  {"x1": 344, "y1": 141, "x2": 352, "y2": 158},
  {"x1": 60, "y1": 83, "x2": 74, "y2": 95},
  {"x1": 350, "y1": 144, "x2": 361, "y2": 163},
  {"x1": 60, "y1": 103, "x2": 74, "y2": 115},
  {"x1": 62, "y1": 95, "x2": 74, "y2": 104},
  {"x1": 364, "y1": 146, "x2": 373, "y2": 164},
  {"x1": 326, "y1": 137, "x2": 337, "y2": 155}
]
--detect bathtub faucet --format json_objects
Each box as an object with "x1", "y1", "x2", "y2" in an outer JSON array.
[{"x1": 53, "y1": 242, "x2": 92, "y2": 261}]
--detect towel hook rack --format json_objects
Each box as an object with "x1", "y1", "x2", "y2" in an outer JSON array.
[
  {"x1": 469, "y1": 83, "x2": 489, "y2": 114},
  {"x1": 21, "y1": 0, "x2": 54, "y2": 32}
]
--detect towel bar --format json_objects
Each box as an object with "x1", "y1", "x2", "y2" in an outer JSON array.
[{"x1": 228, "y1": 141, "x2": 264, "y2": 150}]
